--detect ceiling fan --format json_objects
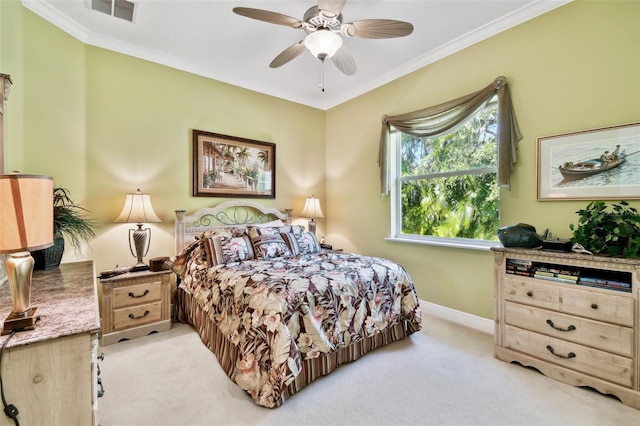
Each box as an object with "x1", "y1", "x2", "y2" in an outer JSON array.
[{"x1": 233, "y1": 0, "x2": 413, "y2": 89}]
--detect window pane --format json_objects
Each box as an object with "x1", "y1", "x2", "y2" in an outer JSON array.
[{"x1": 401, "y1": 173, "x2": 499, "y2": 240}]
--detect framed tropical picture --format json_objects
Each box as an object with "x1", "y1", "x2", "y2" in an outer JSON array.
[
  {"x1": 192, "y1": 129, "x2": 276, "y2": 198},
  {"x1": 537, "y1": 122, "x2": 640, "y2": 200}
]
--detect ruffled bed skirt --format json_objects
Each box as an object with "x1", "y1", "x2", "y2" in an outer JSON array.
[{"x1": 175, "y1": 287, "x2": 416, "y2": 407}]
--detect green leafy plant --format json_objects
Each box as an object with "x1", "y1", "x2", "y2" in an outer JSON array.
[
  {"x1": 53, "y1": 187, "x2": 98, "y2": 255},
  {"x1": 570, "y1": 200, "x2": 640, "y2": 258}
]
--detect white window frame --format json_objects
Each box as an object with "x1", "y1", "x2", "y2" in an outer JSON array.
[{"x1": 386, "y1": 128, "x2": 501, "y2": 251}]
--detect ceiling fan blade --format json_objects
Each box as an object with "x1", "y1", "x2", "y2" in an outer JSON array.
[
  {"x1": 331, "y1": 46, "x2": 357, "y2": 76},
  {"x1": 317, "y1": 0, "x2": 346, "y2": 17},
  {"x1": 343, "y1": 19, "x2": 414, "y2": 39},
  {"x1": 270, "y1": 41, "x2": 306, "y2": 68},
  {"x1": 233, "y1": 7, "x2": 303, "y2": 28}
]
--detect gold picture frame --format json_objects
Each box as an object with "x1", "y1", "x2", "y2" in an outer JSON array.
[{"x1": 537, "y1": 122, "x2": 640, "y2": 200}]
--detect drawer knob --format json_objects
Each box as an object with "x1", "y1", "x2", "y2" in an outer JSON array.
[
  {"x1": 546, "y1": 345, "x2": 576, "y2": 359},
  {"x1": 128, "y1": 310, "x2": 150, "y2": 320},
  {"x1": 526, "y1": 291, "x2": 533, "y2": 297},
  {"x1": 591, "y1": 303, "x2": 598, "y2": 310},
  {"x1": 546, "y1": 319, "x2": 576, "y2": 332},
  {"x1": 129, "y1": 289, "x2": 150, "y2": 299}
]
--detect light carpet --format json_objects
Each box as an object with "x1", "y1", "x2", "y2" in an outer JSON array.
[{"x1": 97, "y1": 314, "x2": 639, "y2": 426}]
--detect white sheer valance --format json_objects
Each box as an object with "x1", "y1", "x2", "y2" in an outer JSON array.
[{"x1": 378, "y1": 76, "x2": 522, "y2": 196}]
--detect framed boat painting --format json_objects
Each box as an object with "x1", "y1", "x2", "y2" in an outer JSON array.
[{"x1": 537, "y1": 122, "x2": 640, "y2": 200}]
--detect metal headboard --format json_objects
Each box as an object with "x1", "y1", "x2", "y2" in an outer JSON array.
[{"x1": 175, "y1": 200, "x2": 292, "y2": 253}]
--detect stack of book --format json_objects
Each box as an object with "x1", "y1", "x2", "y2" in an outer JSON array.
[
  {"x1": 505, "y1": 259, "x2": 579, "y2": 283},
  {"x1": 505, "y1": 259, "x2": 535, "y2": 277},
  {"x1": 533, "y1": 266, "x2": 579, "y2": 284},
  {"x1": 578, "y1": 276, "x2": 631, "y2": 292},
  {"x1": 505, "y1": 258, "x2": 631, "y2": 293}
]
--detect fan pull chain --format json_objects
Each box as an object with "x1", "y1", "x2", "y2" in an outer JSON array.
[{"x1": 319, "y1": 59, "x2": 325, "y2": 92}]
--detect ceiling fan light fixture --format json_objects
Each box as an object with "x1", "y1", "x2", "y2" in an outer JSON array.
[{"x1": 304, "y1": 30, "x2": 342, "y2": 60}]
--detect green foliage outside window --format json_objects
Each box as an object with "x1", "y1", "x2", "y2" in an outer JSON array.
[{"x1": 398, "y1": 103, "x2": 499, "y2": 241}]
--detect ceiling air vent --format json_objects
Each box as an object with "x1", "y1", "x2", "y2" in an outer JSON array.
[{"x1": 92, "y1": 0, "x2": 135, "y2": 22}]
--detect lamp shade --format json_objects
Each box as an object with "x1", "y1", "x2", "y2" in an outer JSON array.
[
  {"x1": 114, "y1": 189, "x2": 161, "y2": 224},
  {"x1": 304, "y1": 30, "x2": 342, "y2": 59},
  {"x1": 0, "y1": 174, "x2": 54, "y2": 253},
  {"x1": 300, "y1": 195, "x2": 325, "y2": 219}
]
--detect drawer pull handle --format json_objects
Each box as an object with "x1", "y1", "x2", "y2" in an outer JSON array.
[
  {"x1": 546, "y1": 345, "x2": 576, "y2": 359},
  {"x1": 129, "y1": 289, "x2": 150, "y2": 298},
  {"x1": 591, "y1": 303, "x2": 598, "y2": 310},
  {"x1": 128, "y1": 310, "x2": 150, "y2": 320},
  {"x1": 526, "y1": 291, "x2": 533, "y2": 297},
  {"x1": 546, "y1": 319, "x2": 576, "y2": 332}
]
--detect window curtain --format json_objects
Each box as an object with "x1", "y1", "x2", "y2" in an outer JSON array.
[{"x1": 378, "y1": 76, "x2": 521, "y2": 196}]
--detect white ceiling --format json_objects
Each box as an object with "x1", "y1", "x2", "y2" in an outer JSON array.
[{"x1": 23, "y1": 0, "x2": 570, "y2": 110}]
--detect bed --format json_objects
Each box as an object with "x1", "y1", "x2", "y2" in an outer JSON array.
[{"x1": 170, "y1": 201, "x2": 422, "y2": 408}]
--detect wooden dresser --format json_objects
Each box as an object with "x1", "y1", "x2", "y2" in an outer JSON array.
[
  {"x1": 0, "y1": 261, "x2": 101, "y2": 425},
  {"x1": 493, "y1": 248, "x2": 640, "y2": 409},
  {"x1": 100, "y1": 269, "x2": 172, "y2": 345}
]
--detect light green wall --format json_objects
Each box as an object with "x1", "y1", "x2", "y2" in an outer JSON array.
[
  {"x1": 2, "y1": 1, "x2": 639, "y2": 320},
  {"x1": 1, "y1": 1, "x2": 325, "y2": 273},
  {"x1": 83, "y1": 48, "x2": 326, "y2": 271},
  {"x1": 325, "y1": 0, "x2": 640, "y2": 319}
]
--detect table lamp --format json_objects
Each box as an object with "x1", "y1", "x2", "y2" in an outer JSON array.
[
  {"x1": 0, "y1": 173, "x2": 53, "y2": 334},
  {"x1": 300, "y1": 195, "x2": 325, "y2": 236},
  {"x1": 114, "y1": 189, "x2": 161, "y2": 272}
]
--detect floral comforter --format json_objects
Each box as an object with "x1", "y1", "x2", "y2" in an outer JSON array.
[{"x1": 179, "y1": 250, "x2": 422, "y2": 407}]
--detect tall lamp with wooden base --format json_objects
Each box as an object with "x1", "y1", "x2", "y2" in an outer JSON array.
[
  {"x1": 0, "y1": 174, "x2": 53, "y2": 334},
  {"x1": 114, "y1": 189, "x2": 161, "y2": 272},
  {"x1": 300, "y1": 195, "x2": 325, "y2": 236}
]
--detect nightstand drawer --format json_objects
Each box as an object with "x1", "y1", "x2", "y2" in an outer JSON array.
[
  {"x1": 504, "y1": 301, "x2": 633, "y2": 357},
  {"x1": 113, "y1": 301, "x2": 162, "y2": 330},
  {"x1": 504, "y1": 324, "x2": 633, "y2": 387},
  {"x1": 113, "y1": 281, "x2": 162, "y2": 309}
]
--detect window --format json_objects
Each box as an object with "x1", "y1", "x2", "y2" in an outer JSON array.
[{"x1": 390, "y1": 97, "x2": 500, "y2": 248}]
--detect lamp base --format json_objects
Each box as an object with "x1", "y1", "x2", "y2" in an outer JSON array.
[
  {"x1": 2, "y1": 307, "x2": 38, "y2": 335},
  {"x1": 129, "y1": 263, "x2": 149, "y2": 273},
  {"x1": 307, "y1": 219, "x2": 317, "y2": 236}
]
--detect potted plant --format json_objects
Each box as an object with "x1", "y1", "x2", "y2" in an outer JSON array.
[
  {"x1": 32, "y1": 187, "x2": 98, "y2": 269},
  {"x1": 570, "y1": 200, "x2": 640, "y2": 258}
]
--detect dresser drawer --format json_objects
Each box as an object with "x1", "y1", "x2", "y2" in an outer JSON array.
[
  {"x1": 113, "y1": 281, "x2": 162, "y2": 309},
  {"x1": 504, "y1": 324, "x2": 633, "y2": 387},
  {"x1": 504, "y1": 301, "x2": 633, "y2": 357},
  {"x1": 504, "y1": 277, "x2": 560, "y2": 310},
  {"x1": 503, "y1": 277, "x2": 634, "y2": 326},
  {"x1": 559, "y1": 285, "x2": 633, "y2": 327},
  {"x1": 113, "y1": 301, "x2": 162, "y2": 331}
]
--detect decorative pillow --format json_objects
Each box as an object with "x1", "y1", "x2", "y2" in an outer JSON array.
[
  {"x1": 280, "y1": 232, "x2": 300, "y2": 255},
  {"x1": 199, "y1": 227, "x2": 251, "y2": 266},
  {"x1": 295, "y1": 231, "x2": 321, "y2": 255},
  {"x1": 210, "y1": 234, "x2": 254, "y2": 265},
  {"x1": 280, "y1": 225, "x2": 321, "y2": 255},
  {"x1": 248, "y1": 226, "x2": 293, "y2": 260}
]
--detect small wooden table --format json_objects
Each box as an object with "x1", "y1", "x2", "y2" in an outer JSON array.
[{"x1": 100, "y1": 269, "x2": 172, "y2": 345}]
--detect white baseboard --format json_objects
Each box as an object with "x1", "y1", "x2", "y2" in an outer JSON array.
[{"x1": 419, "y1": 300, "x2": 494, "y2": 335}]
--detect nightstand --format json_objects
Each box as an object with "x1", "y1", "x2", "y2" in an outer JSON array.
[{"x1": 100, "y1": 269, "x2": 172, "y2": 345}]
